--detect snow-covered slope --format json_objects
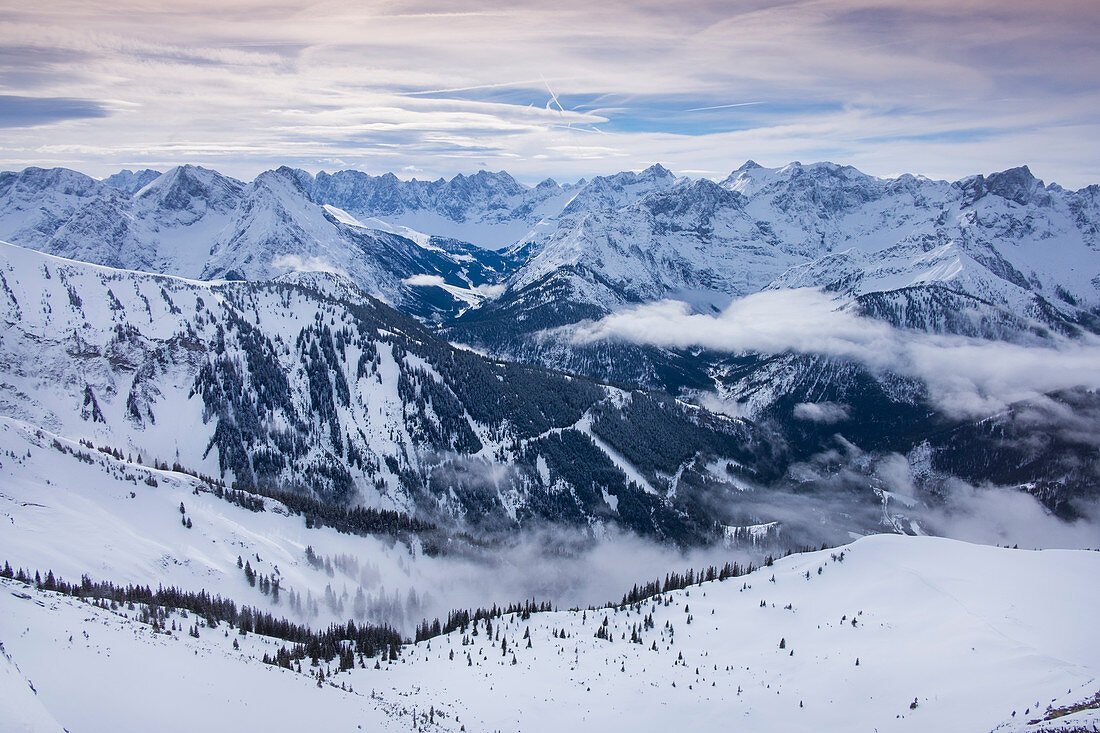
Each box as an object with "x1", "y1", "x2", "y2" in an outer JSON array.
[
  {"x1": 9, "y1": 239, "x2": 1083, "y2": 552},
  {"x1": 0, "y1": 415, "x2": 436, "y2": 630},
  {"x1": 753, "y1": 164, "x2": 1100, "y2": 341},
  {"x1": 378, "y1": 534, "x2": 1100, "y2": 733},
  {"x1": 2, "y1": 534, "x2": 1097, "y2": 732},
  {"x1": 0, "y1": 165, "x2": 244, "y2": 276},
  {"x1": 0, "y1": 579, "x2": 404, "y2": 732},
  {"x1": 509, "y1": 178, "x2": 796, "y2": 306},
  {"x1": 0, "y1": 241, "x2": 799, "y2": 545}
]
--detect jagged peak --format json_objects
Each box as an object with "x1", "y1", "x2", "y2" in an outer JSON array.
[
  {"x1": 254, "y1": 166, "x2": 312, "y2": 195},
  {"x1": 957, "y1": 165, "x2": 1049, "y2": 206},
  {"x1": 271, "y1": 165, "x2": 315, "y2": 185},
  {"x1": 640, "y1": 176, "x2": 743, "y2": 216},
  {"x1": 102, "y1": 168, "x2": 162, "y2": 195},
  {"x1": 136, "y1": 164, "x2": 244, "y2": 210},
  {"x1": 640, "y1": 162, "x2": 675, "y2": 179},
  {"x1": 986, "y1": 165, "x2": 1042, "y2": 189},
  {"x1": 447, "y1": 169, "x2": 523, "y2": 192},
  {"x1": 6, "y1": 166, "x2": 99, "y2": 192}
]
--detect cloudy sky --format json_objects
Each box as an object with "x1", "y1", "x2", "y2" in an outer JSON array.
[{"x1": 1, "y1": 0, "x2": 1098, "y2": 186}]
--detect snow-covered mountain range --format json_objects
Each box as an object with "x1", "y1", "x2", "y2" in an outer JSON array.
[
  {"x1": 7, "y1": 160, "x2": 1096, "y2": 349},
  {"x1": 1, "y1": 158, "x2": 1098, "y2": 731},
  {"x1": 450, "y1": 161, "x2": 1099, "y2": 387},
  {"x1": 1, "y1": 160, "x2": 1098, "y2": 536},
  {"x1": 0, "y1": 165, "x2": 512, "y2": 321}
]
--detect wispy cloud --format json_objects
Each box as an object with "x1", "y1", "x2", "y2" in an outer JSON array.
[
  {"x1": 793, "y1": 401, "x2": 851, "y2": 423},
  {"x1": 0, "y1": 1, "x2": 1097, "y2": 184},
  {"x1": 685, "y1": 102, "x2": 764, "y2": 112}
]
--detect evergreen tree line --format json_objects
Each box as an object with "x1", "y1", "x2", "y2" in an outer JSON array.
[
  {"x1": 0, "y1": 562, "x2": 402, "y2": 664},
  {"x1": 616, "y1": 560, "x2": 755, "y2": 607},
  {"x1": 413, "y1": 599, "x2": 554, "y2": 643},
  {"x1": 614, "y1": 543, "x2": 830, "y2": 609}
]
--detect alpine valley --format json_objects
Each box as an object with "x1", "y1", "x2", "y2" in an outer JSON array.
[{"x1": 1, "y1": 160, "x2": 1098, "y2": 732}]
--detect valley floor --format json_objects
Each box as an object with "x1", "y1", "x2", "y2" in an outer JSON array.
[{"x1": 2, "y1": 534, "x2": 1098, "y2": 732}]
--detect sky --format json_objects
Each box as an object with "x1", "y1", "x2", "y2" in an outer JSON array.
[{"x1": 1, "y1": 0, "x2": 1098, "y2": 187}]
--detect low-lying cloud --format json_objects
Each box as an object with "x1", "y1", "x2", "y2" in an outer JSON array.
[
  {"x1": 272, "y1": 254, "x2": 348, "y2": 277},
  {"x1": 569, "y1": 288, "x2": 1100, "y2": 418},
  {"x1": 403, "y1": 273, "x2": 447, "y2": 288},
  {"x1": 793, "y1": 401, "x2": 850, "y2": 423}
]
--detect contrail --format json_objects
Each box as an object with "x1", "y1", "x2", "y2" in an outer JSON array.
[
  {"x1": 685, "y1": 101, "x2": 764, "y2": 112},
  {"x1": 402, "y1": 79, "x2": 548, "y2": 96},
  {"x1": 541, "y1": 74, "x2": 567, "y2": 116}
]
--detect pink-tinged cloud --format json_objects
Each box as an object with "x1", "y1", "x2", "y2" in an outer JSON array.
[{"x1": 0, "y1": 1, "x2": 1097, "y2": 184}]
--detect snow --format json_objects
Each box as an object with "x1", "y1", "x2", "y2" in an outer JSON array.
[
  {"x1": 1, "y1": 533, "x2": 1097, "y2": 732},
  {"x1": 0, "y1": 639, "x2": 65, "y2": 733},
  {"x1": 0, "y1": 581, "x2": 400, "y2": 732},
  {"x1": 0, "y1": 166, "x2": 508, "y2": 317},
  {"x1": 359, "y1": 535, "x2": 1100, "y2": 732}
]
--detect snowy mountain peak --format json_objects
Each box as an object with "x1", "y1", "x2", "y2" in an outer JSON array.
[
  {"x1": 451, "y1": 168, "x2": 523, "y2": 191},
  {"x1": 136, "y1": 164, "x2": 244, "y2": 215},
  {"x1": 959, "y1": 165, "x2": 1051, "y2": 207},
  {"x1": 256, "y1": 166, "x2": 314, "y2": 197},
  {"x1": 642, "y1": 176, "x2": 744, "y2": 220},
  {"x1": 102, "y1": 168, "x2": 162, "y2": 195},
  {"x1": 558, "y1": 165, "x2": 682, "y2": 217},
  {"x1": 640, "y1": 162, "x2": 675, "y2": 179},
  {"x1": 0, "y1": 166, "x2": 100, "y2": 197}
]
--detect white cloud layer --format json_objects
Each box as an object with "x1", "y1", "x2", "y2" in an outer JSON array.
[{"x1": 569, "y1": 288, "x2": 1100, "y2": 418}]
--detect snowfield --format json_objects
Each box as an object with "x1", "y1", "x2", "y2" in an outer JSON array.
[{"x1": 2, "y1": 524, "x2": 1097, "y2": 731}]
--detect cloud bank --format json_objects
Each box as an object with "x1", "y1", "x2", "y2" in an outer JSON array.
[{"x1": 570, "y1": 288, "x2": 1100, "y2": 418}]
